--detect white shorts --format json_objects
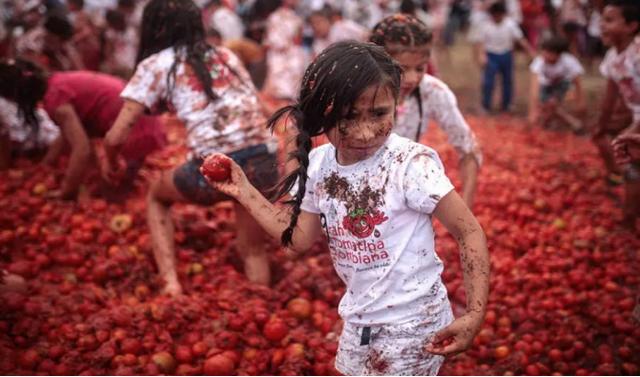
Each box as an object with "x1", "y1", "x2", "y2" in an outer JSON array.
[{"x1": 334, "y1": 306, "x2": 454, "y2": 376}]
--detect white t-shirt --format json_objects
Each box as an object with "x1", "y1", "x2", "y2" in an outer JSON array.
[
  {"x1": 469, "y1": 17, "x2": 523, "y2": 54},
  {"x1": 312, "y1": 19, "x2": 369, "y2": 57},
  {"x1": 0, "y1": 97, "x2": 60, "y2": 150},
  {"x1": 263, "y1": 7, "x2": 308, "y2": 100},
  {"x1": 600, "y1": 36, "x2": 640, "y2": 123},
  {"x1": 395, "y1": 75, "x2": 482, "y2": 165},
  {"x1": 208, "y1": 7, "x2": 245, "y2": 41},
  {"x1": 121, "y1": 46, "x2": 270, "y2": 157},
  {"x1": 529, "y1": 53, "x2": 584, "y2": 86},
  {"x1": 298, "y1": 133, "x2": 454, "y2": 325}
]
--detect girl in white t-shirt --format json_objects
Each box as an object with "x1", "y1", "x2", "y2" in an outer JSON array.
[
  {"x1": 528, "y1": 36, "x2": 586, "y2": 131},
  {"x1": 102, "y1": 0, "x2": 278, "y2": 296},
  {"x1": 370, "y1": 14, "x2": 482, "y2": 207},
  {"x1": 203, "y1": 41, "x2": 489, "y2": 376}
]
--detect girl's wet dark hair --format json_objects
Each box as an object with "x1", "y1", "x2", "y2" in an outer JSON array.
[
  {"x1": 0, "y1": 59, "x2": 47, "y2": 144},
  {"x1": 136, "y1": 0, "x2": 221, "y2": 102},
  {"x1": 266, "y1": 41, "x2": 402, "y2": 246},
  {"x1": 370, "y1": 14, "x2": 433, "y2": 53}
]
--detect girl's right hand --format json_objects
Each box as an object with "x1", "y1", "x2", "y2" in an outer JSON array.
[
  {"x1": 200, "y1": 154, "x2": 250, "y2": 200},
  {"x1": 612, "y1": 133, "x2": 640, "y2": 165}
]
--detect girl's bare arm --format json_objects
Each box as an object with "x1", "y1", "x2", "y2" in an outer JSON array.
[
  {"x1": 52, "y1": 104, "x2": 92, "y2": 198},
  {"x1": 426, "y1": 190, "x2": 489, "y2": 355}
]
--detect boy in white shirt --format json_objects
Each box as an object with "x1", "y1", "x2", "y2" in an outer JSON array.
[
  {"x1": 469, "y1": 1, "x2": 534, "y2": 112},
  {"x1": 308, "y1": 6, "x2": 369, "y2": 58},
  {"x1": 528, "y1": 36, "x2": 585, "y2": 131},
  {"x1": 595, "y1": 0, "x2": 640, "y2": 229}
]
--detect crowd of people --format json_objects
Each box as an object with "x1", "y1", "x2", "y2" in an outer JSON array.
[{"x1": 0, "y1": 0, "x2": 639, "y2": 375}]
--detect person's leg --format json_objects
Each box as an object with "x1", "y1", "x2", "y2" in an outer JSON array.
[
  {"x1": 623, "y1": 165, "x2": 640, "y2": 228},
  {"x1": 501, "y1": 51, "x2": 514, "y2": 111},
  {"x1": 482, "y1": 53, "x2": 498, "y2": 111},
  {"x1": 555, "y1": 106, "x2": 583, "y2": 131},
  {"x1": 233, "y1": 201, "x2": 271, "y2": 285},
  {"x1": 593, "y1": 134, "x2": 623, "y2": 178},
  {"x1": 147, "y1": 168, "x2": 187, "y2": 296}
]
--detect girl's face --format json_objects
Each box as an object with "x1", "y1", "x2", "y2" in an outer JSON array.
[
  {"x1": 327, "y1": 85, "x2": 396, "y2": 165},
  {"x1": 389, "y1": 47, "x2": 430, "y2": 98}
]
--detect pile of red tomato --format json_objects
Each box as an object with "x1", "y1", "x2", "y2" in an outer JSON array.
[{"x1": 0, "y1": 116, "x2": 638, "y2": 375}]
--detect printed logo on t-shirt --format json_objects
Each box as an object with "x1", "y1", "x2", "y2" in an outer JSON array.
[
  {"x1": 342, "y1": 208, "x2": 388, "y2": 238},
  {"x1": 321, "y1": 171, "x2": 391, "y2": 270}
]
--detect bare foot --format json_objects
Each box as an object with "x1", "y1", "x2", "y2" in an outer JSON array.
[
  {"x1": 162, "y1": 279, "x2": 183, "y2": 297},
  {"x1": 1, "y1": 270, "x2": 27, "y2": 293}
]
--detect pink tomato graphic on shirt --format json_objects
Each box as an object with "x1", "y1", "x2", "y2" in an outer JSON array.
[{"x1": 342, "y1": 208, "x2": 388, "y2": 239}]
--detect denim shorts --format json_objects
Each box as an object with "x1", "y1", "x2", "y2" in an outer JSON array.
[
  {"x1": 173, "y1": 143, "x2": 278, "y2": 205},
  {"x1": 540, "y1": 81, "x2": 570, "y2": 103}
]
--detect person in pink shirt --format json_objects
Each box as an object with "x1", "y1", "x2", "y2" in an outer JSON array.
[{"x1": 0, "y1": 58, "x2": 166, "y2": 200}]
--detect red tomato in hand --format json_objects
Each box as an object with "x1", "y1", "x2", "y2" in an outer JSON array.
[{"x1": 201, "y1": 154, "x2": 231, "y2": 181}]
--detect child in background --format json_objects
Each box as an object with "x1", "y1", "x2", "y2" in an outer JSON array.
[
  {"x1": 262, "y1": 0, "x2": 308, "y2": 102},
  {"x1": 101, "y1": 9, "x2": 138, "y2": 78},
  {"x1": 203, "y1": 41, "x2": 489, "y2": 375},
  {"x1": 371, "y1": 14, "x2": 481, "y2": 207},
  {"x1": 203, "y1": 0, "x2": 245, "y2": 42},
  {"x1": 0, "y1": 59, "x2": 166, "y2": 199},
  {"x1": 15, "y1": 13, "x2": 85, "y2": 72},
  {"x1": 528, "y1": 36, "x2": 585, "y2": 131},
  {"x1": 0, "y1": 59, "x2": 60, "y2": 170},
  {"x1": 595, "y1": 0, "x2": 640, "y2": 228},
  {"x1": 308, "y1": 6, "x2": 369, "y2": 58},
  {"x1": 67, "y1": 0, "x2": 101, "y2": 71},
  {"x1": 103, "y1": 0, "x2": 278, "y2": 296},
  {"x1": 469, "y1": 1, "x2": 535, "y2": 113}
]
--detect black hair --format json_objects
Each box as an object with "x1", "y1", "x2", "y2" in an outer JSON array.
[
  {"x1": 68, "y1": 0, "x2": 85, "y2": 9},
  {"x1": 105, "y1": 9, "x2": 127, "y2": 31},
  {"x1": 370, "y1": 14, "x2": 433, "y2": 53},
  {"x1": 488, "y1": 1, "x2": 507, "y2": 15},
  {"x1": 605, "y1": 0, "x2": 640, "y2": 33},
  {"x1": 309, "y1": 6, "x2": 333, "y2": 21},
  {"x1": 118, "y1": 0, "x2": 135, "y2": 10},
  {"x1": 400, "y1": 0, "x2": 417, "y2": 14},
  {"x1": 540, "y1": 35, "x2": 569, "y2": 54},
  {"x1": 206, "y1": 0, "x2": 223, "y2": 7},
  {"x1": 0, "y1": 59, "x2": 48, "y2": 145},
  {"x1": 266, "y1": 41, "x2": 402, "y2": 246},
  {"x1": 44, "y1": 13, "x2": 74, "y2": 40},
  {"x1": 137, "y1": 0, "x2": 220, "y2": 102}
]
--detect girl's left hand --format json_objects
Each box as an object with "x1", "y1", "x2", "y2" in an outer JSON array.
[{"x1": 424, "y1": 312, "x2": 484, "y2": 356}]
